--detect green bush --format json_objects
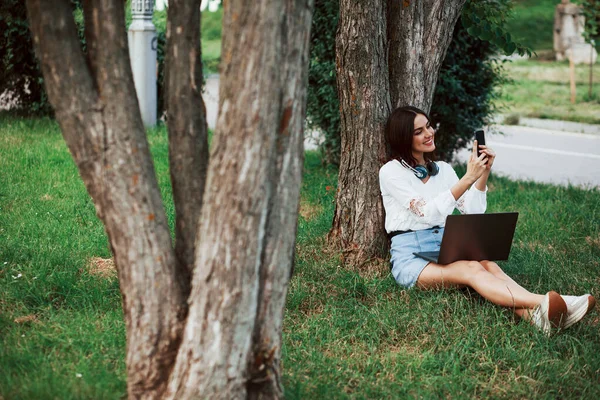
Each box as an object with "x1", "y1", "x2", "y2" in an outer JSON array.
[
  {"x1": 429, "y1": 17, "x2": 507, "y2": 161},
  {"x1": 306, "y1": 0, "x2": 339, "y2": 165},
  {"x1": 306, "y1": 0, "x2": 509, "y2": 164},
  {"x1": 0, "y1": 0, "x2": 52, "y2": 115}
]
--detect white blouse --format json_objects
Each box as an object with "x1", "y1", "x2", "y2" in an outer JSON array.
[{"x1": 379, "y1": 159, "x2": 487, "y2": 233}]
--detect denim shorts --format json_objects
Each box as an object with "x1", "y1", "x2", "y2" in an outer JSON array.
[{"x1": 390, "y1": 226, "x2": 444, "y2": 288}]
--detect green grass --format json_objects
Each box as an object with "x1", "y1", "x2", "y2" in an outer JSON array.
[
  {"x1": 201, "y1": 39, "x2": 222, "y2": 73},
  {"x1": 1, "y1": 117, "x2": 600, "y2": 398},
  {"x1": 152, "y1": 6, "x2": 222, "y2": 74},
  {"x1": 498, "y1": 60, "x2": 600, "y2": 124},
  {"x1": 505, "y1": 0, "x2": 557, "y2": 52},
  {"x1": 201, "y1": 9, "x2": 222, "y2": 73}
]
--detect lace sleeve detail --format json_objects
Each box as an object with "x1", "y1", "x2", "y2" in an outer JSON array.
[
  {"x1": 456, "y1": 187, "x2": 487, "y2": 214},
  {"x1": 456, "y1": 194, "x2": 467, "y2": 214},
  {"x1": 409, "y1": 197, "x2": 427, "y2": 217}
]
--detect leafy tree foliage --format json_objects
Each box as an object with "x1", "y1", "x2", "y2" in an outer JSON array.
[
  {"x1": 429, "y1": 17, "x2": 507, "y2": 161},
  {"x1": 461, "y1": 0, "x2": 531, "y2": 56},
  {"x1": 581, "y1": 0, "x2": 600, "y2": 46}
]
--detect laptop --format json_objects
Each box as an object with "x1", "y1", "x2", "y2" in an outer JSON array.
[{"x1": 414, "y1": 212, "x2": 519, "y2": 265}]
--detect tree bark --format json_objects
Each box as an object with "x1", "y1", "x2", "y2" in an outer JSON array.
[
  {"x1": 165, "y1": 0, "x2": 209, "y2": 297},
  {"x1": 387, "y1": 0, "x2": 467, "y2": 110},
  {"x1": 329, "y1": 0, "x2": 391, "y2": 264},
  {"x1": 246, "y1": 1, "x2": 314, "y2": 397},
  {"x1": 26, "y1": 1, "x2": 187, "y2": 398},
  {"x1": 29, "y1": 0, "x2": 313, "y2": 397},
  {"x1": 164, "y1": 0, "x2": 314, "y2": 398}
]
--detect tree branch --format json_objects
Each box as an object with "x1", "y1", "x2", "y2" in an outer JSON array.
[
  {"x1": 246, "y1": 0, "x2": 314, "y2": 396},
  {"x1": 387, "y1": 0, "x2": 466, "y2": 110},
  {"x1": 165, "y1": 0, "x2": 209, "y2": 297},
  {"x1": 27, "y1": 1, "x2": 187, "y2": 398},
  {"x1": 164, "y1": 0, "x2": 313, "y2": 396}
]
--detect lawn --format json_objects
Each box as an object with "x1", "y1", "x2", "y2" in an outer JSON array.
[
  {"x1": 1, "y1": 117, "x2": 599, "y2": 399},
  {"x1": 505, "y1": 0, "x2": 557, "y2": 52},
  {"x1": 497, "y1": 1, "x2": 600, "y2": 124},
  {"x1": 498, "y1": 60, "x2": 600, "y2": 124}
]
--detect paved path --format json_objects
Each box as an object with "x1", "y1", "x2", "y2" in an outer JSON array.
[{"x1": 455, "y1": 125, "x2": 600, "y2": 188}]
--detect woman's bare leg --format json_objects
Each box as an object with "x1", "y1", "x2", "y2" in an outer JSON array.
[
  {"x1": 479, "y1": 261, "x2": 536, "y2": 320},
  {"x1": 416, "y1": 260, "x2": 545, "y2": 308}
]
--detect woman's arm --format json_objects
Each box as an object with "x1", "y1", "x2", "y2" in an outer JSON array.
[
  {"x1": 474, "y1": 144, "x2": 496, "y2": 192},
  {"x1": 452, "y1": 140, "x2": 488, "y2": 200}
]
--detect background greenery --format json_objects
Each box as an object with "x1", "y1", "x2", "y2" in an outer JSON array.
[
  {"x1": 504, "y1": 0, "x2": 557, "y2": 52},
  {"x1": 496, "y1": 0, "x2": 600, "y2": 124},
  {"x1": 307, "y1": 0, "x2": 515, "y2": 165},
  {"x1": 500, "y1": 60, "x2": 600, "y2": 124},
  {"x1": 0, "y1": 0, "x2": 52, "y2": 115},
  {"x1": 1, "y1": 118, "x2": 599, "y2": 399},
  {"x1": 0, "y1": 2, "x2": 222, "y2": 116}
]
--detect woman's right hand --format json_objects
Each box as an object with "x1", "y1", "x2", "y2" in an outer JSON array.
[{"x1": 465, "y1": 140, "x2": 488, "y2": 183}]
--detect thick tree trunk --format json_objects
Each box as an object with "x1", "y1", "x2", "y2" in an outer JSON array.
[
  {"x1": 165, "y1": 0, "x2": 209, "y2": 297},
  {"x1": 331, "y1": 0, "x2": 467, "y2": 265},
  {"x1": 26, "y1": 1, "x2": 187, "y2": 398},
  {"x1": 30, "y1": 0, "x2": 312, "y2": 397},
  {"x1": 387, "y1": 0, "x2": 467, "y2": 110},
  {"x1": 329, "y1": 0, "x2": 391, "y2": 264},
  {"x1": 246, "y1": 1, "x2": 314, "y2": 397},
  {"x1": 164, "y1": 0, "x2": 314, "y2": 398}
]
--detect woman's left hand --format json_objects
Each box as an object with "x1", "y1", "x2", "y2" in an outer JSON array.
[{"x1": 478, "y1": 145, "x2": 496, "y2": 170}]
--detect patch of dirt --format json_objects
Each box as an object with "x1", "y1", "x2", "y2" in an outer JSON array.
[
  {"x1": 585, "y1": 236, "x2": 600, "y2": 247},
  {"x1": 40, "y1": 194, "x2": 53, "y2": 201},
  {"x1": 14, "y1": 314, "x2": 38, "y2": 324},
  {"x1": 298, "y1": 200, "x2": 323, "y2": 221},
  {"x1": 345, "y1": 257, "x2": 390, "y2": 280},
  {"x1": 88, "y1": 257, "x2": 116, "y2": 279}
]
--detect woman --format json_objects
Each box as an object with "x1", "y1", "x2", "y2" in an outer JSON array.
[{"x1": 379, "y1": 106, "x2": 595, "y2": 335}]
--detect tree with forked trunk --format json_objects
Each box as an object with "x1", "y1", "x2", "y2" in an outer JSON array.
[
  {"x1": 26, "y1": 0, "x2": 314, "y2": 398},
  {"x1": 329, "y1": 0, "x2": 467, "y2": 265}
]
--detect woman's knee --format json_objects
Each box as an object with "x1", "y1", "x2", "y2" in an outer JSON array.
[
  {"x1": 480, "y1": 260, "x2": 503, "y2": 275},
  {"x1": 463, "y1": 261, "x2": 488, "y2": 284}
]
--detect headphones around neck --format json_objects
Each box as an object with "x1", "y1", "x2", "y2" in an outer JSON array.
[{"x1": 400, "y1": 159, "x2": 439, "y2": 180}]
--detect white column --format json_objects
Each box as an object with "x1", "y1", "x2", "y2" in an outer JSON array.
[{"x1": 128, "y1": 0, "x2": 157, "y2": 127}]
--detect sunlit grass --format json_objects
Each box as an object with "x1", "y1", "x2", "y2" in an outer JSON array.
[
  {"x1": 497, "y1": 60, "x2": 600, "y2": 124},
  {"x1": 1, "y1": 117, "x2": 599, "y2": 398}
]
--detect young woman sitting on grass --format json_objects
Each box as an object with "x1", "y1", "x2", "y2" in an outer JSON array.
[{"x1": 379, "y1": 105, "x2": 595, "y2": 335}]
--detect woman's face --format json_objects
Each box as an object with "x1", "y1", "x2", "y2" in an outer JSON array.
[{"x1": 411, "y1": 113, "x2": 436, "y2": 157}]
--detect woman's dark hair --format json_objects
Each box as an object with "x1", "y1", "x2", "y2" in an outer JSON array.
[{"x1": 385, "y1": 105, "x2": 435, "y2": 167}]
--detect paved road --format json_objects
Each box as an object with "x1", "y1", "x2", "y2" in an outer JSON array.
[
  {"x1": 204, "y1": 75, "x2": 600, "y2": 189},
  {"x1": 455, "y1": 125, "x2": 600, "y2": 189}
]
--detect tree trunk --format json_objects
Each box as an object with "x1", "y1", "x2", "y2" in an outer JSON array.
[
  {"x1": 329, "y1": 0, "x2": 391, "y2": 264},
  {"x1": 164, "y1": 0, "x2": 314, "y2": 398},
  {"x1": 165, "y1": 0, "x2": 209, "y2": 298},
  {"x1": 29, "y1": 0, "x2": 313, "y2": 397},
  {"x1": 387, "y1": 0, "x2": 467, "y2": 109},
  {"x1": 330, "y1": 0, "x2": 467, "y2": 265},
  {"x1": 245, "y1": 1, "x2": 314, "y2": 397},
  {"x1": 26, "y1": 1, "x2": 187, "y2": 398}
]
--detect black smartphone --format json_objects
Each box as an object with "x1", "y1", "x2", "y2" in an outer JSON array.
[{"x1": 474, "y1": 129, "x2": 485, "y2": 158}]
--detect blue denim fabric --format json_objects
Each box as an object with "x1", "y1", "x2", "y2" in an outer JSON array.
[{"x1": 390, "y1": 226, "x2": 444, "y2": 288}]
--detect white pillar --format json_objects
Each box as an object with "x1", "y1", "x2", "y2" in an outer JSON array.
[{"x1": 128, "y1": 0, "x2": 157, "y2": 127}]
